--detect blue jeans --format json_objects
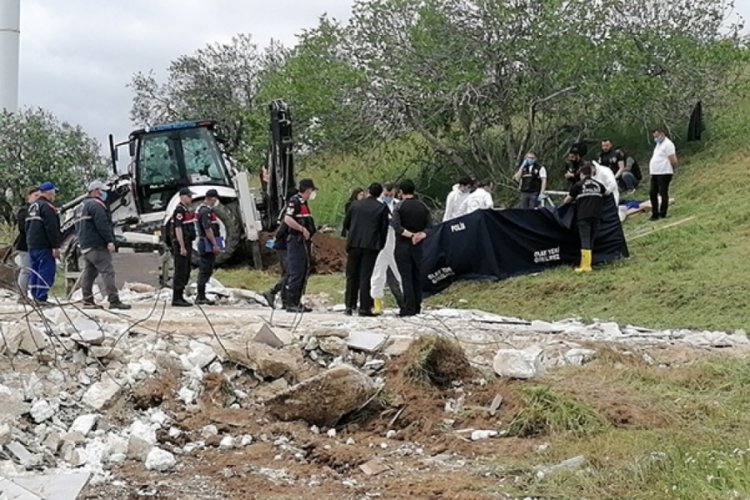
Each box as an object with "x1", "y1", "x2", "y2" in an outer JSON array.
[{"x1": 28, "y1": 248, "x2": 56, "y2": 302}]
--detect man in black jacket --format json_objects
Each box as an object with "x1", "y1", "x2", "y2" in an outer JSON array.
[
  {"x1": 76, "y1": 180, "x2": 131, "y2": 310},
  {"x1": 13, "y1": 186, "x2": 39, "y2": 302},
  {"x1": 342, "y1": 183, "x2": 389, "y2": 316},
  {"x1": 392, "y1": 179, "x2": 431, "y2": 317},
  {"x1": 195, "y1": 189, "x2": 223, "y2": 305},
  {"x1": 25, "y1": 181, "x2": 61, "y2": 305}
]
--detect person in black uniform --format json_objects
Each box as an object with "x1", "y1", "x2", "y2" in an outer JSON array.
[
  {"x1": 171, "y1": 187, "x2": 196, "y2": 307},
  {"x1": 513, "y1": 151, "x2": 548, "y2": 209},
  {"x1": 342, "y1": 183, "x2": 389, "y2": 316},
  {"x1": 25, "y1": 181, "x2": 61, "y2": 306},
  {"x1": 13, "y1": 186, "x2": 39, "y2": 302},
  {"x1": 564, "y1": 148, "x2": 584, "y2": 188},
  {"x1": 195, "y1": 189, "x2": 223, "y2": 305},
  {"x1": 283, "y1": 179, "x2": 317, "y2": 313},
  {"x1": 391, "y1": 179, "x2": 431, "y2": 317},
  {"x1": 77, "y1": 180, "x2": 131, "y2": 310},
  {"x1": 597, "y1": 139, "x2": 639, "y2": 191},
  {"x1": 564, "y1": 164, "x2": 607, "y2": 273},
  {"x1": 262, "y1": 189, "x2": 297, "y2": 309}
]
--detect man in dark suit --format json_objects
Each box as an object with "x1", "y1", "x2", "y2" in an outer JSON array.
[{"x1": 342, "y1": 183, "x2": 389, "y2": 316}]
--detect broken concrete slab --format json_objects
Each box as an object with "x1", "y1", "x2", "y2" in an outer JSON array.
[
  {"x1": 309, "y1": 328, "x2": 349, "y2": 339},
  {"x1": 88, "y1": 346, "x2": 124, "y2": 360},
  {"x1": 30, "y1": 399, "x2": 57, "y2": 423},
  {"x1": 318, "y1": 337, "x2": 349, "y2": 357},
  {"x1": 266, "y1": 364, "x2": 379, "y2": 427},
  {"x1": 185, "y1": 340, "x2": 216, "y2": 370},
  {"x1": 535, "y1": 455, "x2": 586, "y2": 479},
  {"x1": 11, "y1": 472, "x2": 91, "y2": 500},
  {"x1": 216, "y1": 339, "x2": 300, "y2": 382},
  {"x1": 383, "y1": 337, "x2": 414, "y2": 356},
  {"x1": 493, "y1": 346, "x2": 544, "y2": 379},
  {"x1": 69, "y1": 414, "x2": 99, "y2": 436},
  {"x1": 145, "y1": 447, "x2": 176, "y2": 472},
  {"x1": 82, "y1": 378, "x2": 122, "y2": 410},
  {"x1": 564, "y1": 348, "x2": 597, "y2": 366},
  {"x1": 346, "y1": 331, "x2": 388, "y2": 353},
  {"x1": 3, "y1": 323, "x2": 49, "y2": 354},
  {"x1": 487, "y1": 394, "x2": 503, "y2": 417},
  {"x1": 0, "y1": 477, "x2": 43, "y2": 499},
  {"x1": 253, "y1": 324, "x2": 294, "y2": 348},
  {"x1": 5, "y1": 440, "x2": 42, "y2": 468},
  {"x1": 359, "y1": 458, "x2": 391, "y2": 476}
]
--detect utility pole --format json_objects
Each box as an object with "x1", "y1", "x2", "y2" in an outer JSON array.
[{"x1": 0, "y1": 0, "x2": 20, "y2": 112}]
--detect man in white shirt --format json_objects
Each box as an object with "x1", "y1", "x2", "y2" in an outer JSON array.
[
  {"x1": 460, "y1": 180, "x2": 494, "y2": 215},
  {"x1": 442, "y1": 177, "x2": 474, "y2": 221},
  {"x1": 648, "y1": 128, "x2": 678, "y2": 220}
]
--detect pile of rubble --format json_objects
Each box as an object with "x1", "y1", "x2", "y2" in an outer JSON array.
[{"x1": 0, "y1": 281, "x2": 748, "y2": 498}]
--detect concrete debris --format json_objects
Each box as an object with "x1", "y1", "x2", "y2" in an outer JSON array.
[
  {"x1": 359, "y1": 458, "x2": 391, "y2": 476},
  {"x1": 219, "y1": 436, "x2": 235, "y2": 450},
  {"x1": 82, "y1": 379, "x2": 122, "y2": 410},
  {"x1": 217, "y1": 339, "x2": 300, "y2": 382},
  {"x1": 184, "y1": 340, "x2": 216, "y2": 370},
  {"x1": 564, "y1": 348, "x2": 598, "y2": 366},
  {"x1": 346, "y1": 331, "x2": 388, "y2": 353},
  {"x1": 88, "y1": 346, "x2": 124, "y2": 360},
  {"x1": 240, "y1": 434, "x2": 254, "y2": 446},
  {"x1": 69, "y1": 414, "x2": 99, "y2": 436},
  {"x1": 310, "y1": 328, "x2": 349, "y2": 339},
  {"x1": 535, "y1": 455, "x2": 586, "y2": 479},
  {"x1": 493, "y1": 346, "x2": 544, "y2": 379},
  {"x1": 201, "y1": 425, "x2": 219, "y2": 438},
  {"x1": 470, "y1": 430, "x2": 498, "y2": 441},
  {"x1": 178, "y1": 387, "x2": 197, "y2": 405},
  {"x1": 2, "y1": 323, "x2": 49, "y2": 354},
  {"x1": 266, "y1": 365, "x2": 379, "y2": 427},
  {"x1": 128, "y1": 420, "x2": 157, "y2": 461},
  {"x1": 487, "y1": 394, "x2": 503, "y2": 416},
  {"x1": 318, "y1": 337, "x2": 349, "y2": 357},
  {"x1": 6, "y1": 440, "x2": 42, "y2": 468},
  {"x1": 253, "y1": 324, "x2": 294, "y2": 348},
  {"x1": 145, "y1": 447, "x2": 177, "y2": 472},
  {"x1": 30, "y1": 399, "x2": 57, "y2": 423},
  {"x1": 0, "y1": 423, "x2": 13, "y2": 445}
]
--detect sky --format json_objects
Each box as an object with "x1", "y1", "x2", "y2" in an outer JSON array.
[
  {"x1": 16, "y1": 0, "x2": 750, "y2": 154},
  {"x1": 17, "y1": 0, "x2": 355, "y2": 151}
]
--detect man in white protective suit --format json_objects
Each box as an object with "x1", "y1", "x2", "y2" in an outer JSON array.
[
  {"x1": 592, "y1": 161, "x2": 619, "y2": 206},
  {"x1": 370, "y1": 182, "x2": 405, "y2": 315},
  {"x1": 442, "y1": 176, "x2": 474, "y2": 221}
]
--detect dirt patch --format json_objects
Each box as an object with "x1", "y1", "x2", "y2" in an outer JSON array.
[
  {"x1": 131, "y1": 369, "x2": 180, "y2": 411},
  {"x1": 311, "y1": 232, "x2": 346, "y2": 274},
  {"x1": 398, "y1": 336, "x2": 473, "y2": 388}
]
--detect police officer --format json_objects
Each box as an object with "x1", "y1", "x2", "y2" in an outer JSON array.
[
  {"x1": 77, "y1": 180, "x2": 131, "y2": 310},
  {"x1": 513, "y1": 151, "x2": 548, "y2": 208},
  {"x1": 282, "y1": 179, "x2": 317, "y2": 313},
  {"x1": 392, "y1": 179, "x2": 431, "y2": 317},
  {"x1": 563, "y1": 164, "x2": 607, "y2": 273},
  {"x1": 13, "y1": 186, "x2": 40, "y2": 302},
  {"x1": 564, "y1": 147, "x2": 584, "y2": 188},
  {"x1": 195, "y1": 189, "x2": 223, "y2": 305},
  {"x1": 25, "y1": 181, "x2": 61, "y2": 306},
  {"x1": 262, "y1": 189, "x2": 297, "y2": 309},
  {"x1": 171, "y1": 187, "x2": 196, "y2": 307}
]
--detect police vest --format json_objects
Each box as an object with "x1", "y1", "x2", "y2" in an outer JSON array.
[{"x1": 520, "y1": 164, "x2": 543, "y2": 193}]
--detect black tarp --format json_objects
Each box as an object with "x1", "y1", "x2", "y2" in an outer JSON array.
[{"x1": 422, "y1": 196, "x2": 629, "y2": 294}]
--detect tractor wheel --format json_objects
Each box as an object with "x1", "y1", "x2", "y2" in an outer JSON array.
[{"x1": 190, "y1": 201, "x2": 242, "y2": 267}]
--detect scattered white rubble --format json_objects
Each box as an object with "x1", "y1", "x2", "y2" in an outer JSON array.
[
  {"x1": 493, "y1": 346, "x2": 544, "y2": 379},
  {"x1": 69, "y1": 414, "x2": 99, "y2": 436},
  {"x1": 470, "y1": 430, "x2": 499, "y2": 441},
  {"x1": 219, "y1": 436, "x2": 235, "y2": 450},
  {"x1": 30, "y1": 399, "x2": 57, "y2": 423},
  {"x1": 145, "y1": 447, "x2": 177, "y2": 472},
  {"x1": 535, "y1": 455, "x2": 586, "y2": 479},
  {"x1": 82, "y1": 379, "x2": 122, "y2": 411}
]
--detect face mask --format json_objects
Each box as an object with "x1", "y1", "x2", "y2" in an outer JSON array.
[
  {"x1": 310, "y1": 190, "x2": 317, "y2": 201},
  {"x1": 526, "y1": 158, "x2": 536, "y2": 165},
  {"x1": 383, "y1": 195, "x2": 394, "y2": 204},
  {"x1": 654, "y1": 137, "x2": 663, "y2": 145},
  {"x1": 99, "y1": 192, "x2": 108, "y2": 202}
]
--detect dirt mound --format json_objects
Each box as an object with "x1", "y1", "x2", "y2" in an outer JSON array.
[
  {"x1": 399, "y1": 336, "x2": 473, "y2": 388},
  {"x1": 311, "y1": 232, "x2": 346, "y2": 274}
]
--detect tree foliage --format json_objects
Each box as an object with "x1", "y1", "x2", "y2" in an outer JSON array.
[{"x1": 0, "y1": 108, "x2": 107, "y2": 221}]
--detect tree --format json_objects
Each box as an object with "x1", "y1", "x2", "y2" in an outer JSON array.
[
  {"x1": 0, "y1": 108, "x2": 107, "y2": 222},
  {"x1": 342, "y1": 0, "x2": 747, "y2": 184},
  {"x1": 129, "y1": 34, "x2": 287, "y2": 166}
]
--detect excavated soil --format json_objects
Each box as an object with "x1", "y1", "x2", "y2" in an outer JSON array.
[{"x1": 259, "y1": 231, "x2": 346, "y2": 274}]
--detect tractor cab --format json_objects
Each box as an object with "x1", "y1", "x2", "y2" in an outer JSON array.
[{"x1": 115, "y1": 121, "x2": 233, "y2": 215}]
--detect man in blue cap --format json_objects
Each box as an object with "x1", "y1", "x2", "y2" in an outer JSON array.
[
  {"x1": 25, "y1": 181, "x2": 61, "y2": 306},
  {"x1": 76, "y1": 180, "x2": 131, "y2": 310}
]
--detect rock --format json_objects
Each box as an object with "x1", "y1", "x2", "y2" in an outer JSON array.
[
  {"x1": 62, "y1": 432, "x2": 87, "y2": 445},
  {"x1": 266, "y1": 365, "x2": 379, "y2": 427},
  {"x1": 3, "y1": 323, "x2": 49, "y2": 354},
  {"x1": 89, "y1": 346, "x2": 124, "y2": 360},
  {"x1": 383, "y1": 337, "x2": 413, "y2": 356},
  {"x1": 219, "y1": 436, "x2": 235, "y2": 450},
  {"x1": 470, "y1": 430, "x2": 498, "y2": 441},
  {"x1": 595, "y1": 322, "x2": 622, "y2": 338},
  {"x1": 201, "y1": 425, "x2": 219, "y2": 438},
  {"x1": 326, "y1": 429, "x2": 337, "y2": 438},
  {"x1": 125, "y1": 282, "x2": 156, "y2": 294},
  {"x1": 564, "y1": 348, "x2": 597, "y2": 366},
  {"x1": 487, "y1": 394, "x2": 503, "y2": 416},
  {"x1": 69, "y1": 414, "x2": 99, "y2": 436},
  {"x1": 42, "y1": 431, "x2": 61, "y2": 453},
  {"x1": 216, "y1": 340, "x2": 300, "y2": 382},
  {"x1": 76, "y1": 328, "x2": 105, "y2": 346},
  {"x1": 128, "y1": 421, "x2": 157, "y2": 461},
  {"x1": 5, "y1": 440, "x2": 42, "y2": 468},
  {"x1": 359, "y1": 458, "x2": 391, "y2": 476},
  {"x1": 30, "y1": 399, "x2": 57, "y2": 423},
  {"x1": 493, "y1": 346, "x2": 544, "y2": 379},
  {"x1": 0, "y1": 423, "x2": 13, "y2": 445},
  {"x1": 240, "y1": 434, "x2": 254, "y2": 446},
  {"x1": 145, "y1": 447, "x2": 176, "y2": 472},
  {"x1": 82, "y1": 379, "x2": 122, "y2": 410},
  {"x1": 253, "y1": 324, "x2": 294, "y2": 348},
  {"x1": 185, "y1": 341, "x2": 216, "y2": 370},
  {"x1": 178, "y1": 387, "x2": 197, "y2": 405},
  {"x1": 535, "y1": 455, "x2": 586, "y2": 479},
  {"x1": 310, "y1": 328, "x2": 349, "y2": 339},
  {"x1": 318, "y1": 337, "x2": 349, "y2": 357},
  {"x1": 346, "y1": 331, "x2": 388, "y2": 353}
]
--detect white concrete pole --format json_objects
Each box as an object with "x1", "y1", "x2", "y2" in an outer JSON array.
[{"x1": 0, "y1": 0, "x2": 20, "y2": 112}]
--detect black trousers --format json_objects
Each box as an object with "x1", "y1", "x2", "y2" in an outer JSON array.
[
  {"x1": 270, "y1": 249, "x2": 288, "y2": 296},
  {"x1": 283, "y1": 235, "x2": 310, "y2": 307},
  {"x1": 197, "y1": 251, "x2": 216, "y2": 299},
  {"x1": 172, "y1": 245, "x2": 192, "y2": 300},
  {"x1": 577, "y1": 218, "x2": 599, "y2": 250},
  {"x1": 649, "y1": 174, "x2": 673, "y2": 217},
  {"x1": 395, "y1": 242, "x2": 423, "y2": 317},
  {"x1": 345, "y1": 247, "x2": 379, "y2": 311},
  {"x1": 386, "y1": 267, "x2": 406, "y2": 310}
]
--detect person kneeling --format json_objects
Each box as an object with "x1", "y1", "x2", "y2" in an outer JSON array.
[{"x1": 563, "y1": 165, "x2": 606, "y2": 273}]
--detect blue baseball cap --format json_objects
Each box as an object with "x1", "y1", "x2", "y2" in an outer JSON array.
[{"x1": 39, "y1": 181, "x2": 58, "y2": 193}]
